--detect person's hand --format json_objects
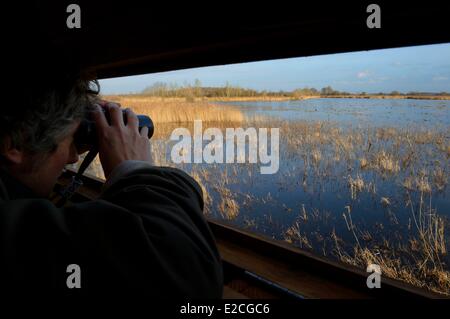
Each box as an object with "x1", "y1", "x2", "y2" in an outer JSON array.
[{"x1": 92, "y1": 101, "x2": 152, "y2": 178}]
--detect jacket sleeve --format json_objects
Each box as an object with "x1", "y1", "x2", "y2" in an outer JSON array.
[{"x1": 0, "y1": 163, "x2": 223, "y2": 298}]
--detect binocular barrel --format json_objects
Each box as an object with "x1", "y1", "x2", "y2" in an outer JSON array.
[{"x1": 74, "y1": 110, "x2": 154, "y2": 149}]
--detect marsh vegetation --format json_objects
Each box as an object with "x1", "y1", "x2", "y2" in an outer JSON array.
[{"x1": 72, "y1": 96, "x2": 450, "y2": 295}]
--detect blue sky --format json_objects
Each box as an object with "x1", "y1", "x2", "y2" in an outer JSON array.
[{"x1": 99, "y1": 43, "x2": 450, "y2": 94}]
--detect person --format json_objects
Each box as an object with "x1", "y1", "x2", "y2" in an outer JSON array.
[{"x1": 0, "y1": 57, "x2": 223, "y2": 297}]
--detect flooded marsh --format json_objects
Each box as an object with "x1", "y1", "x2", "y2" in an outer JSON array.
[{"x1": 73, "y1": 97, "x2": 450, "y2": 295}]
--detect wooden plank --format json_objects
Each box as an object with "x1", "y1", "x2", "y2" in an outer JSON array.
[
  {"x1": 217, "y1": 237, "x2": 369, "y2": 299},
  {"x1": 222, "y1": 286, "x2": 249, "y2": 299}
]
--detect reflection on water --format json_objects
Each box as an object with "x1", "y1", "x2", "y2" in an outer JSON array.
[{"x1": 218, "y1": 98, "x2": 450, "y2": 129}]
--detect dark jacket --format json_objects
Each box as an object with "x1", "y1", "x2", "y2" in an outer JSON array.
[{"x1": 0, "y1": 163, "x2": 223, "y2": 298}]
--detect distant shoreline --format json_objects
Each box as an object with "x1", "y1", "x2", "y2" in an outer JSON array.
[
  {"x1": 206, "y1": 95, "x2": 450, "y2": 102},
  {"x1": 104, "y1": 94, "x2": 450, "y2": 102}
]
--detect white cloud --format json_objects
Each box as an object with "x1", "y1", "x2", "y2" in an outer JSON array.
[{"x1": 357, "y1": 71, "x2": 370, "y2": 79}]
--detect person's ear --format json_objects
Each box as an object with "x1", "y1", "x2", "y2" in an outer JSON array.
[{"x1": 1, "y1": 136, "x2": 24, "y2": 165}]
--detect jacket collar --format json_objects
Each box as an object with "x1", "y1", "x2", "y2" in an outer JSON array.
[{"x1": 0, "y1": 168, "x2": 38, "y2": 200}]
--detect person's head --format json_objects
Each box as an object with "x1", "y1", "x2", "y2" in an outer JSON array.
[{"x1": 0, "y1": 63, "x2": 100, "y2": 197}]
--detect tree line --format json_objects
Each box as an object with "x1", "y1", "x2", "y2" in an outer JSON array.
[{"x1": 140, "y1": 81, "x2": 449, "y2": 98}]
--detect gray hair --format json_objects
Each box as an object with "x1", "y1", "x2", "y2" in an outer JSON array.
[{"x1": 0, "y1": 76, "x2": 100, "y2": 168}]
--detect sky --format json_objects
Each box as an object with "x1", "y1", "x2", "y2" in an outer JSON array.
[{"x1": 99, "y1": 43, "x2": 450, "y2": 94}]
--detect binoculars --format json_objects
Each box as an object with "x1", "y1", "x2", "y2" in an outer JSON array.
[
  {"x1": 74, "y1": 108, "x2": 154, "y2": 151},
  {"x1": 56, "y1": 107, "x2": 154, "y2": 206}
]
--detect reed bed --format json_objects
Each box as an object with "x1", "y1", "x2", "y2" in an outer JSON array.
[{"x1": 103, "y1": 95, "x2": 245, "y2": 123}]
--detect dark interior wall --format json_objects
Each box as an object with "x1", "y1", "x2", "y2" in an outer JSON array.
[{"x1": 5, "y1": 1, "x2": 450, "y2": 79}]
